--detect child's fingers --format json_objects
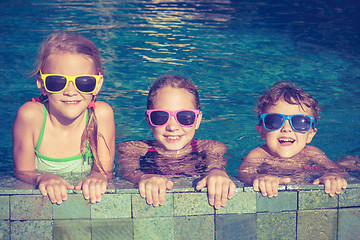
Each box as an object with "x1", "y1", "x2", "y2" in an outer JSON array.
[
  {"x1": 63, "y1": 180, "x2": 74, "y2": 190},
  {"x1": 87, "y1": 182, "x2": 98, "y2": 203},
  {"x1": 228, "y1": 181, "x2": 236, "y2": 199},
  {"x1": 82, "y1": 181, "x2": 90, "y2": 200},
  {"x1": 38, "y1": 184, "x2": 48, "y2": 196},
  {"x1": 49, "y1": 184, "x2": 65, "y2": 204},
  {"x1": 259, "y1": 180, "x2": 270, "y2": 197},
  {"x1": 75, "y1": 180, "x2": 83, "y2": 190},
  {"x1": 219, "y1": 182, "x2": 230, "y2": 207},
  {"x1": 195, "y1": 177, "x2": 207, "y2": 191},
  {"x1": 145, "y1": 184, "x2": 154, "y2": 205},
  {"x1": 265, "y1": 180, "x2": 276, "y2": 198},
  {"x1": 253, "y1": 179, "x2": 260, "y2": 192},
  {"x1": 158, "y1": 184, "x2": 167, "y2": 206},
  {"x1": 323, "y1": 178, "x2": 333, "y2": 196},
  {"x1": 91, "y1": 181, "x2": 103, "y2": 203},
  {"x1": 205, "y1": 178, "x2": 216, "y2": 207},
  {"x1": 138, "y1": 181, "x2": 146, "y2": 198},
  {"x1": 342, "y1": 178, "x2": 348, "y2": 190},
  {"x1": 213, "y1": 182, "x2": 223, "y2": 209},
  {"x1": 166, "y1": 180, "x2": 173, "y2": 190},
  {"x1": 101, "y1": 180, "x2": 108, "y2": 194},
  {"x1": 150, "y1": 185, "x2": 160, "y2": 206},
  {"x1": 312, "y1": 178, "x2": 320, "y2": 185}
]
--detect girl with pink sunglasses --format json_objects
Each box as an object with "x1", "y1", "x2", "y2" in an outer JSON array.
[{"x1": 117, "y1": 75, "x2": 235, "y2": 209}]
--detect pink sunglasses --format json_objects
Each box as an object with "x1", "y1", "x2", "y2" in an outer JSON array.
[{"x1": 146, "y1": 109, "x2": 200, "y2": 127}]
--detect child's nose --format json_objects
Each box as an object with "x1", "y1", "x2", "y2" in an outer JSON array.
[
  {"x1": 166, "y1": 116, "x2": 180, "y2": 131},
  {"x1": 281, "y1": 119, "x2": 292, "y2": 132},
  {"x1": 63, "y1": 81, "x2": 78, "y2": 96}
]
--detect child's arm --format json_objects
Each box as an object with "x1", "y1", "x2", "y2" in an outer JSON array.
[
  {"x1": 195, "y1": 140, "x2": 236, "y2": 209},
  {"x1": 116, "y1": 141, "x2": 173, "y2": 207},
  {"x1": 238, "y1": 146, "x2": 291, "y2": 198},
  {"x1": 308, "y1": 146, "x2": 347, "y2": 197},
  {"x1": 13, "y1": 102, "x2": 73, "y2": 204},
  {"x1": 75, "y1": 102, "x2": 115, "y2": 203}
]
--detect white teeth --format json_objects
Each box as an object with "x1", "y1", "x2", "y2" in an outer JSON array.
[
  {"x1": 279, "y1": 138, "x2": 294, "y2": 143},
  {"x1": 167, "y1": 136, "x2": 179, "y2": 140}
]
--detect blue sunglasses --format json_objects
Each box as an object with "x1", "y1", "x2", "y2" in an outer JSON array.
[{"x1": 259, "y1": 113, "x2": 315, "y2": 133}]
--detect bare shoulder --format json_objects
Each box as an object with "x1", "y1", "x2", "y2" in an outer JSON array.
[
  {"x1": 94, "y1": 101, "x2": 114, "y2": 121},
  {"x1": 303, "y1": 145, "x2": 325, "y2": 154},
  {"x1": 196, "y1": 139, "x2": 227, "y2": 153},
  {"x1": 14, "y1": 101, "x2": 43, "y2": 126},
  {"x1": 243, "y1": 145, "x2": 270, "y2": 161},
  {"x1": 299, "y1": 145, "x2": 327, "y2": 160}
]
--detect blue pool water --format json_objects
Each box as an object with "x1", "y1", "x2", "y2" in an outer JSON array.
[{"x1": 1, "y1": 0, "x2": 359, "y2": 176}]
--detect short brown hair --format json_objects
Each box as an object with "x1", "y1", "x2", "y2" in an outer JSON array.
[{"x1": 255, "y1": 81, "x2": 321, "y2": 122}]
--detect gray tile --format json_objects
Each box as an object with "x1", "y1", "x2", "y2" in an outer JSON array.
[
  {"x1": 91, "y1": 194, "x2": 131, "y2": 219},
  {"x1": 92, "y1": 219, "x2": 134, "y2": 240},
  {"x1": 10, "y1": 195, "x2": 52, "y2": 220},
  {"x1": 257, "y1": 191, "x2": 297, "y2": 212},
  {"x1": 54, "y1": 220, "x2": 91, "y2": 240},
  {"x1": 133, "y1": 217, "x2": 174, "y2": 240},
  {"x1": 0, "y1": 196, "x2": 9, "y2": 220},
  {"x1": 53, "y1": 194, "x2": 90, "y2": 219},
  {"x1": 174, "y1": 215, "x2": 214, "y2": 240},
  {"x1": 11, "y1": 220, "x2": 52, "y2": 240},
  {"x1": 297, "y1": 209, "x2": 337, "y2": 240},
  {"x1": 132, "y1": 193, "x2": 173, "y2": 218},
  {"x1": 216, "y1": 213, "x2": 256, "y2": 240}
]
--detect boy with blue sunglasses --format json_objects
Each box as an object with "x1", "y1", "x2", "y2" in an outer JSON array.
[{"x1": 238, "y1": 82, "x2": 347, "y2": 198}]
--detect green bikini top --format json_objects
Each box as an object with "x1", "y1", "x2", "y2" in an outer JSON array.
[{"x1": 34, "y1": 104, "x2": 94, "y2": 163}]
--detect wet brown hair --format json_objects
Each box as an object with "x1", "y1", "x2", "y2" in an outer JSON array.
[
  {"x1": 34, "y1": 32, "x2": 104, "y2": 172},
  {"x1": 147, "y1": 75, "x2": 201, "y2": 110},
  {"x1": 255, "y1": 81, "x2": 321, "y2": 122}
]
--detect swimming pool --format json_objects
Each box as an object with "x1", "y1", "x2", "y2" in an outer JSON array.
[{"x1": 1, "y1": 0, "x2": 359, "y2": 177}]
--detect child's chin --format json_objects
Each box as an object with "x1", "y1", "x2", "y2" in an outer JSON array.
[
  {"x1": 276, "y1": 152, "x2": 299, "y2": 159},
  {"x1": 164, "y1": 145, "x2": 184, "y2": 151}
]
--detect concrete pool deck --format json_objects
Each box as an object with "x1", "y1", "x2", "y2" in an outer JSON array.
[{"x1": 0, "y1": 175, "x2": 359, "y2": 239}]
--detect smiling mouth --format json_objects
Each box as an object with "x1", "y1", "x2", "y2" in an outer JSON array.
[
  {"x1": 166, "y1": 135, "x2": 181, "y2": 140},
  {"x1": 278, "y1": 138, "x2": 295, "y2": 144},
  {"x1": 63, "y1": 100, "x2": 81, "y2": 104}
]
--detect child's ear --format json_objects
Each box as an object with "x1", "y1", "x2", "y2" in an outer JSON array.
[
  {"x1": 306, "y1": 127, "x2": 317, "y2": 144},
  {"x1": 36, "y1": 75, "x2": 47, "y2": 96},
  {"x1": 145, "y1": 111, "x2": 153, "y2": 130},
  {"x1": 195, "y1": 111, "x2": 202, "y2": 130},
  {"x1": 93, "y1": 74, "x2": 103, "y2": 95},
  {"x1": 255, "y1": 124, "x2": 266, "y2": 140}
]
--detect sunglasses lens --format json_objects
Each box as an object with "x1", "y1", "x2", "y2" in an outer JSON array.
[
  {"x1": 45, "y1": 76, "x2": 67, "y2": 92},
  {"x1": 264, "y1": 114, "x2": 284, "y2": 130},
  {"x1": 177, "y1": 111, "x2": 196, "y2": 126},
  {"x1": 75, "y1": 76, "x2": 97, "y2": 93},
  {"x1": 291, "y1": 116, "x2": 311, "y2": 132},
  {"x1": 150, "y1": 111, "x2": 169, "y2": 126}
]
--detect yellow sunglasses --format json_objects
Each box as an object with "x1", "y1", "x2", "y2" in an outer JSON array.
[{"x1": 40, "y1": 71, "x2": 101, "y2": 94}]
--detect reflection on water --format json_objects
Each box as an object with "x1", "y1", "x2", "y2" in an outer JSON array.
[{"x1": 1, "y1": 0, "x2": 359, "y2": 177}]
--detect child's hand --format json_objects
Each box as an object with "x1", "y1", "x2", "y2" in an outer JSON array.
[
  {"x1": 313, "y1": 173, "x2": 347, "y2": 197},
  {"x1": 253, "y1": 175, "x2": 291, "y2": 198},
  {"x1": 138, "y1": 175, "x2": 173, "y2": 207},
  {"x1": 37, "y1": 173, "x2": 74, "y2": 205},
  {"x1": 196, "y1": 169, "x2": 236, "y2": 209},
  {"x1": 75, "y1": 172, "x2": 108, "y2": 203}
]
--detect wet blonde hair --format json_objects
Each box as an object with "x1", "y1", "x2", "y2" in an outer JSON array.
[{"x1": 34, "y1": 32, "x2": 104, "y2": 172}]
